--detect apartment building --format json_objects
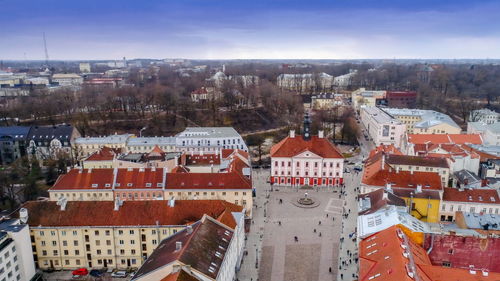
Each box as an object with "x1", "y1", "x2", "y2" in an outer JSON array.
[
  {"x1": 469, "y1": 108, "x2": 499, "y2": 124},
  {"x1": 439, "y1": 187, "x2": 500, "y2": 221},
  {"x1": 382, "y1": 108, "x2": 461, "y2": 134},
  {"x1": 351, "y1": 88, "x2": 386, "y2": 111},
  {"x1": 467, "y1": 122, "x2": 500, "y2": 146},
  {"x1": 175, "y1": 127, "x2": 248, "y2": 152},
  {"x1": 360, "y1": 106, "x2": 406, "y2": 148},
  {"x1": 51, "y1": 74, "x2": 83, "y2": 86},
  {"x1": 132, "y1": 214, "x2": 245, "y2": 281},
  {"x1": 0, "y1": 219, "x2": 36, "y2": 281},
  {"x1": 384, "y1": 154, "x2": 450, "y2": 187},
  {"x1": 21, "y1": 199, "x2": 243, "y2": 271}
]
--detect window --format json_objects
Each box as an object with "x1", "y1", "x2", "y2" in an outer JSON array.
[
  {"x1": 42, "y1": 250, "x2": 47, "y2": 256},
  {"x1": 131, "y1": 249, "x2": 136, "y2": 254},
  {"x1": 130, "y1": 240, "x2": 135, "y2": 245},
  {"x1": 442, "y1": 261, "x2": 451, "y2": 267},
  {"x1": 53, "y1": 250, "x2": 58, "y2": 256},
  {"x1": 119, "y1": 240, "x2": 124, "y2": 245},
  {"x1": 120, "y1": 249, "x2": 125, "y2": 255},
  {"x1": 129, "y1": 230, "x2": 134, "y2": 235},
  {"x1": 41, "y1": 241, "x2": 46, "y2": 246},
  {"x1": 107, "y1": 249, "x2": 112, "y2": 255},
  {"x1": 52, "y1": 241, "x2": 57, "y2": 246},
  {"x1": 94, "y1": 230, "x2": 99, "y2": 236},
  {"x1": 75, "y1": 250, "x2": 79, "y2": 255},
  {"x1": 105, "y1": 230, "x2": 110, "y2": 236},
  {"x1": 95, "y1": 240, "x2": 100, "y2": 246},
  {"x1": 73, "y1": 230, "x2": 77, "y2": 236},
  {"x1": 62, "y1": 241, "x2": 67, "y2": 246},
  {"x1": 106, "y1": 240, "x2": 111, "y2": 246},
  {"x1": 448, "y1": 249, "x2": 453, "y2": 254},
  {"x1": 97, "y1": 250, "x2": 101, "y2": 255},
  {"x1": 64, "y1": 250, "x2": 69, "y2": 255}
]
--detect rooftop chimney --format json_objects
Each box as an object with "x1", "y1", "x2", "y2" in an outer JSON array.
[
  {"x1": 289, "y1": 130, "x2": 295, "y2": 138},
  {"x1": 168, "y1": 197, "x2": 175, "y2": 208},
  {"x1": 114, "y1": 198, "x2": 123, "y2": 211},
  {"x1": 176, "y1": 241, "x2": 182, "y2": 251},
  {"x1": 186, "y1": 225, "x2": 193, "y2": 234},
  {"x1": 57, "y1": 196, "x2": 68, "y2": 211},
  {"x1": 318, "y1": 130, "x2": 324, "y2": 138},
  {"x1": 385, "y1": 183, "x2": 392, "y2": 192},
  {"x1": 416, "y1": 184, "x2": 422, "y2": 193}
]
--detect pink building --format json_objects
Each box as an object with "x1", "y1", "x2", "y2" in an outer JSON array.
[{"x1": 270, "y1": 114, "x2": 344, "y2": 187}]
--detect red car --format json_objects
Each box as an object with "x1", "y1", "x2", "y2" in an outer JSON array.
[{"x1": 72, "y1": 268, "x2": 88, "y2": 276}]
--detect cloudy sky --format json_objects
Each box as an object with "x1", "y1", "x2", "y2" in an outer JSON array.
[{"x1": 2, "y1": 0, "x2": 500, "y2": 60}]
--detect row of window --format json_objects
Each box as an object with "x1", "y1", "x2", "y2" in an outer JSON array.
[
  {"x1": 54, "y1": 191, "x2": 249, "y2": 200},
  {"x1": 274, "y1": 161, "x2": 340, "y2": 168},
  {"x1": 441, "y1": 204, "x2": 499, "y2": 214},
  {"x1": 275, "y1": 171, "x2": 340, "y2": 177},
  {"x1": 37, "y1": 228, "x2": 173, "y2": 237},
  {"x1": 41, "y1": 258, "x2": 137, "y2": 267}
]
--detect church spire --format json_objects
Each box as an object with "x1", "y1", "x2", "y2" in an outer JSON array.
[{"x1": 303, "y1": 112, "x2": 311, "y2": 141}]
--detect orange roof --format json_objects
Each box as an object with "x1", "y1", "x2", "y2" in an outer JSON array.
[
  {"x1": 442, "y1": 187, "x2": 500, "y2": 204},
  {"x1": 362, "y1": 169, "x2": 442, "y2": 190},
  {"x1": 166, "y1": 172, "x2": 251, "y2": 190},
  {"x1": 160, "y1": 270, "x2": 198, "y2": 281},
  {"x1": 114, "y1": 168, "x2": 165, "y2": 189},
  {"x1": 148, "y1": 145, "x2": 165, "y2": 157},
  {"x1": 408, "y1": 134, "x2": 483, "y2": 145},
  {"x1": 361, "y1": 226, "x2": 500, "y2": 281},
  {"x1": 85, "y1": 146, "x2": 117, "y2": 161},
  {"x1": 51, "y1": 168, "x2": 115, "y2": 190},
  {"x1": 271, "y1": 135, "x2": 343, "y2": 158},
  {"x1": 360, "y1": 225, "x2": 432, "y2": 281},
  {"x1": 22, "y1": 200, "x2": 243, "y2": 228},
  {"x1": 369, "y1": 144, "x2": 403, "y2": 157}
]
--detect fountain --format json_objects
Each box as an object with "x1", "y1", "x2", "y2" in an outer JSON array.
[{"x1": 292, "y1": 192, "x2": 320, "y2": 208}]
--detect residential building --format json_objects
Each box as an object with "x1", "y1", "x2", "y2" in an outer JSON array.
[
  {"x1": 362, "y1": 150, "x2": 443, "y2": 222},
  {"x1": 79, "y1": 63, "x2": 91, "y2": 73},
  {"x1": 358, "y1": 189, "x2": 407, "y2": 216},
  {"x1": 311, "y1": 93, "x2": 343, "y2": 110},
  {"x1": 423, "y1": 231, "x2": 500, "y2": 273},
  {"x1": 190, "y1": 87, "x2": 209, "y2": 102},
  {"x1": 467, "y1": 122, "x2": 500, "y2": 146},
  {"x1": 382, "y1": 108, "x2": 461, "y2": 135},
  {"x1": 384, "y1": 154, "x2": 450, "y2": 187},
  {"x1": 73, "y1": 134, "x2": 135, "y2": 159},
  {"x1": 277, "y1": 73, "x2": 333, "y2": 92},
  {"x1": 0, "y1": 126, "x2": 30, "y2": 165},
  {"x1": 175, "y1": 127, "x2": 248, "y2": 152},
  {"x1": 132, "y1": 214, "x2": 245, "y2": 281},
  {"x1": 360, "y1": 106, "x2": 406, "y2": 148},
  {"x1": 439, "y1": 187, "x2": 500, "y2": 221},
  {"x1": 48, "y1": 149, "x2": 253, "y2": 215},
  {"x1": 350, "y1": 88, "x2": 386, "y2": 112},
  {"x1": 452, "y1": 169, "x2": 482, "y2": 189},
  {"x1": 404, "y1": 134, "x2": 483, "y2": 174},
  {"x1": 51, "y1": 74, "x2": 83, "y2": 86},
  {"x1": 480, "y1": 159, "x2": 500, "y2": 180},
  {"x1": 21, "y1": 199, "x2": 243, "y2": 270},
  {"x1": 385, "y1": 91, "x2": 417, "y2": 108},
  {"x1": 469, "y1": 108, "x2": 499, "y2": 124},
  {"x1": 125, "y1": 137, "x2": 176, "y2": 154},
  {"x1": 332, "y1": 70, "x2": 357, "y2": 88},
  {"x1": 83, "y1": 78, "x2": 124, "y2": 89},
  {"x1": 0, "y1": 219, "x2": 36, "y2": 281},
  {"x1": 27, "y1": 124, "x2": 81, "y2": 161},
  {"x1": 359, "y1": 225, "x2": 500, "y2": 281},
  {"x1": 270, "y1": 115, "x2": 344, "y2": 187}
]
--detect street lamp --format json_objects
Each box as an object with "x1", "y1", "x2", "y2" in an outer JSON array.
[{"x1": 139, "y1": 126, "x2": 147, "y2": 137}]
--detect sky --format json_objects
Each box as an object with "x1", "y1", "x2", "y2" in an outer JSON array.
[{"x1": 1, "y1": 0, "x2": 500, "y2": 60}]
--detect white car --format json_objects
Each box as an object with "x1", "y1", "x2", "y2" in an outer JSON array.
[{"x1": 111, "y1": 271, "x2": 128, "y2": 278}]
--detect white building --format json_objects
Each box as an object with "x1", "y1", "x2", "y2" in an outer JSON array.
[
  {"x1": 132, "y1": 213, "x2": 245, "y2": 281},
  {"x1": 467, "y1": 122, "x2": 500, "y2": 146},
  {"x1": 382, "y1": 108, "x2": 461, "y2": 134},
  {"x1": 360, "y1": 106, "x2": 406, "y2": 148},
  {"x1": 440, "y1": 187, "x2": 500, "y2": 221},
  {"x1": 0, "y1": 218, "x2": 36, "y2": 281},
  {"x1": 125, "y1": 137, "x2": 176, "y2": 153},
  {"x1": 333, "y1": 70, "x2": 357, "y2": 88},
  {"x1": 51, "y1": 74, "x2": 83, "y2": 86},
  {"x1": 79, "y1": 62, "x2": 91, "y2": 73},
  {"x1": 175, "y1": 127, "x2": 248, "y2": 152},
  {"x1": 469, "y1": 108, "x2": 499, "y2": 124},
  {"x1": 25, "y1": 77, "x2": 50, "y2": 86},
  {"x1": 277, "y1": 73, "x2": 333, "y2": 92},
  {"x1": 351, "y1": 88, "x2": 386, "y2": 112}
]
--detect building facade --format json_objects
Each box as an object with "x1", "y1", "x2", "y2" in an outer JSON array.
[
  {"x1": 382, "y1": 108, "x2": 461, "y2": 135},
  {"x1": 360, "y1": 106, "x2": 406, "y2": 148},
  {"x1": 0, "y1": 219, "x2": 36, "y2": 281},
  {"x1": 439, "y1": 187, "x2": 500, "y2": 221}
]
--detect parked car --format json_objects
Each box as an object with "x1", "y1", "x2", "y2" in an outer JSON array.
[
  {"x1": 72, "y1": 268, "x2": 88, "y2": 276},
  {"x1": 111, "y1": 271, "x2": 128, "y2": 278},
  {"x1": 89, "y1": 269, "x2": 105, "y2": 277},
  {"x1": 354, "y1": 165, "x2": 363, "y2": 172},
  {"x1": 130, "y1": 271, "x2": 136, "y2": 278}
]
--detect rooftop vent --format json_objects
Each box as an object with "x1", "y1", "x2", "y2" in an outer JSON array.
[{"x1": 176, "y1": 241, "x2": 182, "y2": 251}]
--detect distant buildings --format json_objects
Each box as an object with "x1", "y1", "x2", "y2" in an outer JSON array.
[
  {"x1": 311, "y1": 93, "x2": 343, "y2": 110},
  {"x1": 0, "y1": 124, "x2": 80, "y2": 164},
  {"x1": 351, "y1": 88, "x2": 386, "y2": 111},
  {"x1": 51, "y1": 73, "x2": 83, "y2": 86},
  {"x1": 332, "y1": 70, "x2": 357, "y2": 88},
  {"x1": 277, "y1": 73, "x2": 333, "y2": 92},
  {"x1": 351, "y1": 88, "x2": 418, "y2": 111},
  {"x1": 385, "y1": 91, "x2": 417, "y2": 108},
  {"x1": 79, "y1": 62, "x2": 91, "y2": 73},
  {"x1": 467, "y1": 122, "x2": 500, "y2": 146},
  {"x1": 469, "y1": 108, "x2": 499, "y2": 124},
  {"x1": 270, "y1": 114, "x2": 344, "y2": 187},
  {"x1": 360, "y1": 106, "x2": 406, "y2": 147}
]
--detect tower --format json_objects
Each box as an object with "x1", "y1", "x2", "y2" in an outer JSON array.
[
  {"x1": 303, "y1": 112, "x2": 311, "y2": 141},
  {"x1": 43, "y1": 32, "x2": 49, "y2": 67}
]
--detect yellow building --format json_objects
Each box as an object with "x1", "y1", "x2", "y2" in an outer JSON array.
[
  {"x1": 21, "y1": 199, "x2": 243, "y2": 270},
  {"x1": 402, "y1": 194, "x2": 441, "y2": 223}
]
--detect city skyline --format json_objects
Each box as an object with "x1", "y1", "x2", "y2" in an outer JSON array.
[{"x1": 2, "y1": 0, "x2": 500, "y2": 60}]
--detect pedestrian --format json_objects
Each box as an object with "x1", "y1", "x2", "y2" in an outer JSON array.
[
  {"x1": 313, "y1": 229, "x2": 316, "y2": 233},
  {"x1": 341, "y1": 273, "x2": 343, "y2": 279},
  {"x1": 329, "y1": 267, "x2": 332, "y2": 273},
  {"x1": 319, "y1": 232, "x2": 322, "y2": 237},
  {"x1": 326, "y1": 213, "x2": 329, "y2": 218},
  {"x1": 318, "y1": 221, "x2": 321, "y2": 225},
  {"x1": 278, "y1": 221, "x2": 281, "y2": 226}
]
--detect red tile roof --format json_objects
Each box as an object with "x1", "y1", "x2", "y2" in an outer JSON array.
[
  {"x1": 21, "y1": 200, "x2": 242, "y2": 228},
  {"x1": 271, "y1": 135, "x2": 343, "y2": 158},
  {"x1": 160, "y1": 270, "x2": 198, "y2": 281},
  {"x1": 385, "y1": 154, "x2": 449, "y2": 168},
  {"x1": 369, "y1": 144, "x2": 403, "y2": 157},
  {"x1": 166, "y1": 172, "x2": 251, "y2": 190},
  {"x1": 85, "y1": 146, "x2": 117, "y2": 161},
  {"x1": 362, "y1": 169, "x2": 442, "y2": 190},
  {"x1": 408, "y1": 134, "x2": 483, "y2": 145},
  {"x1": 114, "y1": 168, "x2": 165, "y2": 189},
  {"x1": 135, "y1": 216, "x2": 234, "y2": 280},
  {"x1": 51, "y1": 168, "x2": 115, "y2": 190},
  {"x1": 442, "y1": 187, "x2": 500, "y2": 204}
]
